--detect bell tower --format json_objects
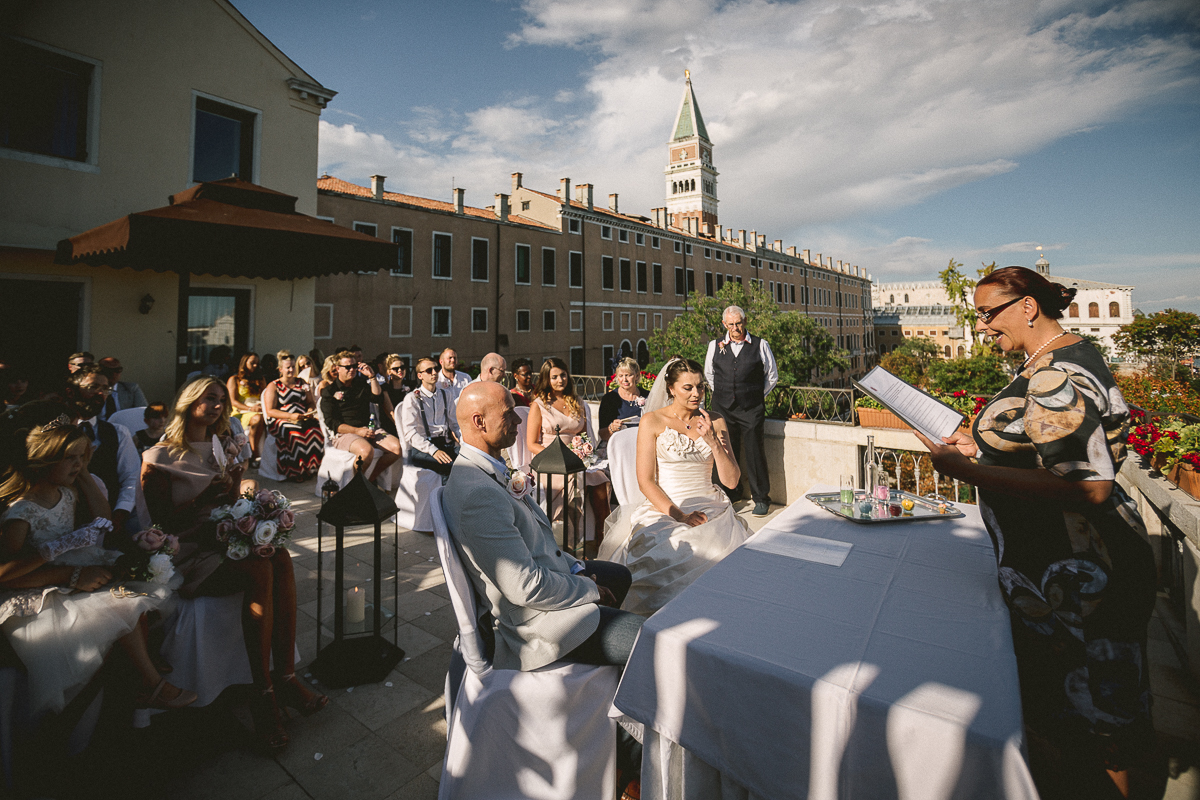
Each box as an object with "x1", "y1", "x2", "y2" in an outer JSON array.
[{"x1": 664, "y1": 70, "x2": 717, "y2": 231}]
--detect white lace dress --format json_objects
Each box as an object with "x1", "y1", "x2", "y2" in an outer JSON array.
[
  {"x1": 598, "y1": 427, "x2": 750, "y2": 615},
  {"x1": 0, "y1": 489, "x2": 174, "y2": 717}
]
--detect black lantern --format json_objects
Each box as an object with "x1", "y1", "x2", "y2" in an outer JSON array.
[
  {"x1": 310, "y1": 473, "x2": 404, "y2": 688},
  {"x1": 531, "y1": 427, "x2": 588, "y2": 557}
]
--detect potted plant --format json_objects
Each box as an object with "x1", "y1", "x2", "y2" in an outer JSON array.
[
  {"x1": 855, "y1": 395, "x2": 908, "y2": 430},
  {"x1": 1165, "y1": 423, "x2": 1200, "y2": 500}
]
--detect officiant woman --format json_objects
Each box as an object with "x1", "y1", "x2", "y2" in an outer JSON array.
[{"x1": 914, "y1": 266, "x2": 1160, "y2": 800}]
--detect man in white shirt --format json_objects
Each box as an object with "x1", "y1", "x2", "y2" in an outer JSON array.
[
  {"x1": 436, "y1": 348, "x2": 471, "y2": 406},
  {"x1": 703, "y1": 305, "x2": 779, "y2": 516},
  {"x1": 471, "y1": 352, "x2": 507, "y2": 384},
  {"x1": 400, "y1": 357, "x2": 461, "y2": 478}
]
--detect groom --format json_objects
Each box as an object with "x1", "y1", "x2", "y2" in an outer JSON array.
[{"x1": 444, "y1": 382, "x2": 643, "y2": 670}]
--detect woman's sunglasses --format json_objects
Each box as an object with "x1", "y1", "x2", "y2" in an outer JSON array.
[{"x1": 977, "y1": 296, "x2": 1023, "y2": 324}]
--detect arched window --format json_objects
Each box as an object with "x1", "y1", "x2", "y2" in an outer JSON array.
[
  {"x1": 1109, "y1": 301, "x2": 1120, "y2": 317},
  {"x1": 904, "y1": 293, "x2": 909, "y2": 303},
  {"x1": 1088, "y1": 302, "x2": 1099, "y2": 318},
  {"x1": 889, "y1": 294, "x2": 894, "y2": 304},
  {"x1": 637, "y1": 339, "x2": 650, "y2": 367},
  {"x1": 671, "y1": 182, "x2": 677, "y2": 194},
  {"x1": 957, "y1": 345, "x2": 965, "y2": 358},
  {"x1": 944, "y1": 345, "x2": 951, "y2": 358},
  {"x1": 1069, "y1": 303, "x2": 1079, "y2": 318},
  {"x1": 620, "y1": 340, "x2": 633, "y2": 360}
]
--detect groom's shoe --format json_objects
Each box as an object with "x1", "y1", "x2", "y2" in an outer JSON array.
[{"x1": 752, "y1": 500, "x2": 770, "y2": 517}]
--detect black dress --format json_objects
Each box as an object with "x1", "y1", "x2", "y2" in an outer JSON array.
[{"x1": 972, "y1": 341, "x2": 1156, "y2": 769}]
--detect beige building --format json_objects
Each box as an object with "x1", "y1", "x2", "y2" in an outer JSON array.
[{"x1": 0, "y1": 0, "x2": 336, "y2": 401}]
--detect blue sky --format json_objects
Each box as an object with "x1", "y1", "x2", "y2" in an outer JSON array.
[{"x1": 236, "y1": 0, "x2": 1200, "y2": 314}]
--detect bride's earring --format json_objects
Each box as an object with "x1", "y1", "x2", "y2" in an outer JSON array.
[{"x1": 1027, "y1": 319, "x2": 1034, "y2": 328}]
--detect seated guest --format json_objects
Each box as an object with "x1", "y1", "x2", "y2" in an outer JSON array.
[
  {"x1": 1, "y1": 421, "x2": 195, "y2": 717},
  {"x1": 509, "y1": 358, "x2": 534, "y2": 408},
  {"x1": 67, "y1": 351, "x2": 94, "y2": 374},
  {"x1": 379, "y1": 355, "x2": 412, "y2": 438},
  {"x1": 398, "y1": 358, "x2": 459, "y2": 478},
  {"x1": 472, "y1": 352, "x2": 507, "y2": 384},
  {"x1": 141, "y1": 377, "x2": 326, "y2": 751},
  {"x1": 315, "y1": 355, "x2": 338, "y2": 396},
  {"x1": 201, "y1": 345, "x2": 233, "y2": 380},
  {"x1": 436, "y1": 348, "x2": 470, "y2": 407},
  {"x1": 598, "y1": 357, "x2": 648, "y2": 442},
  {"x1": 295, "y1": 354, "x2": 314, "y2": 385},
  {"x1": 261, "y1": 351, "x2": 323, "y2": 481},
  {"x1": 98, "y1": 356, "x2": 148, "y2": 420},
  {"x1": 134, "y1": 403, "x2": 167, "y2": 454},
  {"x1": 259, "y1": 353, "x2": 280, "y2": 384},
  {"x1": 319, "y1": 353, "x2": 401, "y2": 484},
  {"x1": 3, "y1": 364, "x2": 29, "y2": 411},
  {"x1": 226, "y1": 354, "x2": 266, "y2": 466}
]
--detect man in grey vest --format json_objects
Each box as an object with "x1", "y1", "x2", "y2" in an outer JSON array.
[{"x1": 703, "y1": 305, "x2": 779, "y2": 516}]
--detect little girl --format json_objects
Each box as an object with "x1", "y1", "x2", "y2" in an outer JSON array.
[{"x1": 0, "y1": 419, "x2": 196, "y2": 718}]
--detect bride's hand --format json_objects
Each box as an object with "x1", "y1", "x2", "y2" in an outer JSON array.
[
  {"x1": 693, "y1": 409, "x2": 715, "y2": 442},
  {"x1": 675, "y1": 510, "x2": 708, "y2": 527}
]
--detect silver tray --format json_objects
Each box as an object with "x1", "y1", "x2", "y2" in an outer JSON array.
[{"x1": 805, "y1": 490, "x2": 966, "y2": 524}]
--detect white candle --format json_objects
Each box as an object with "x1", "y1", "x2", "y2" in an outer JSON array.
[{"x1": 347, "y1": 586, "x2": 366, "y2": 625}]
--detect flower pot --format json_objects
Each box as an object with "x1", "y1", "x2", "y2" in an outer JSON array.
[
  {"x1": 1151, "y1": 453, "x2": 1169, "y2": 473},
  {"x1": 857, "y1": 407, "x2": 909, "y2": 430},
  {"x1": 1167, "y1": 463, "x2": 1200, "y2": 501}
]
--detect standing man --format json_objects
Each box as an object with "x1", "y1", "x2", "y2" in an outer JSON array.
[
  {"x1": 472, "y1": 353, "x2": 507, "y2": 384},
  {"x1": 703, "y1": 305, "x2": 779, "y2": 516},
  {"x1": 436, "y1": 348, "x2": 470, "y2": 407},
  {"x1": 98, "y1": 356, "x2": 148, "y2": 420}
]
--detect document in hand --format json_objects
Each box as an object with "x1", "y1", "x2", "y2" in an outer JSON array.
[{"x1": 853, "y1": 366, "x2": 966, "y2": 443}]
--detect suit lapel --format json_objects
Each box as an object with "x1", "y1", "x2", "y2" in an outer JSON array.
[{"x1": 459, "y1": 446, "x2": 556, "y2": 537}]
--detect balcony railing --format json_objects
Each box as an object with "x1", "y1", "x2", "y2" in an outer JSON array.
[
  {"x1": 864, "y1": 446, "x2": 978, "y2": 505},
  {"x1": 769, "y1": 386, "x2": 857, "y2": 424}
]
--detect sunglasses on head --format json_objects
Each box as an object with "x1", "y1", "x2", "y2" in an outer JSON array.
[{"x1": 977, "y1": 296, "x2": 1024, "y2": 324}]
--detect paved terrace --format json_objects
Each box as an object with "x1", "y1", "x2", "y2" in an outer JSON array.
[{"x1": 20, "y1": 469, "x2": 1200, "y2": 799}]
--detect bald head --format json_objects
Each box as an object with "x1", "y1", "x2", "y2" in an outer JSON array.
[
  {"x1": 479, "y1": 352, "x2": 507, "y2": 382},
  {"x1": 457, "y1": 381, "x2": 520, "y2": 457}
]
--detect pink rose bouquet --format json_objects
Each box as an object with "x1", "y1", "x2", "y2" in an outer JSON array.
[
  {"x1": 115, "y1": 525, "x2": 178, "y2": 585},
  {"x1": 569, "y1": 434, "x2": 598, "y2": 468},
  {"x1": 210, "y1": 488, "x2": 296, "y2": 560}
]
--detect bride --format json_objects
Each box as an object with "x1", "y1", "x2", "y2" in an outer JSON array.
[{"x1": 598, "y1": 357, "x2": 751, "y2": 615}]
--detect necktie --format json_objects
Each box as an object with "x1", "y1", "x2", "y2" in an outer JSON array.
[
  {"x1": 103, "y1": 394, "x2": 117, "y2": 419},
  {"x1": 81, "y1": 421, "x2": 95, "y2": 444}
]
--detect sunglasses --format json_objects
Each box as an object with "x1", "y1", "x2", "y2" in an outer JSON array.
[
  {"x1": 418, "y1": 367, "x2": 437, "y2": 374},
  {"x1": 977, "y1": 296, "x2": 1023, "y2": 324}
]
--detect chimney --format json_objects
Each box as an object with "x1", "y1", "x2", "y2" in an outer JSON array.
[
  {"x1": 494, "y1": 193, "x2": 509, "y2": 222},
  {"x1": 774, "y1": 239, "x2": 782, "y2": 252},
  {"x1": 815, "y1": 253, "x2": 822, "y2": 268},
  {"x1": 608, "y1": 193, "x2": 619, "y2": 213},
  {"x1": 576, "y1": 183, "x2": 594, "y2": 210},
  {"x1": 827, "y1": 256, "x2": 834, "y2": 269},
  {"x1": 738, "y1": 229, "x2": 747, "y2": 247},
  {"x1": 802, "y1": 249, "x2": 810, "y2": 264},
  {"x1": 560, "y1": 177, "x2": 571, "y2": 207},
  {"x1": 786, "y1": 246, "x2": 797, "y2": 257},
  {"x1": 453, "y1": 187, "x2": 464, "y2": 215},
  {"x1": 687, "y1": 217, "x2": 697, "y2": 235},
  {"x1": 703, "y1": 222, "x2": 713, "y2": 238},
  {"x1": 511, "y1": 172, "x2": 523, "y2": 192},
  {"x1": 749, "y1": 231, "x2": 757, "y2": 249},
  {"x1": 370, "y1": 175, "x2": 386, "y2": 200},
  {"x1": 716, "y1": 225, "x2": 723, "y2": 241}
]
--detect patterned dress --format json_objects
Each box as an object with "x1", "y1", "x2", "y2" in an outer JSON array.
[
  {"x1": 972, "y1": 341, "x2": 1156, "y2": 769},
  {"x1": 265, "y1": 380, "x2": 323, "y2": 480}
]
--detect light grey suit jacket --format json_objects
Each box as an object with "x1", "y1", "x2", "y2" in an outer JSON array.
[
  {"x1": 444, "y1": 445, "x2": 600, "y2": 671},
  {"x1": 114, "y1": 381, "x2": 147, "y2": 411}
]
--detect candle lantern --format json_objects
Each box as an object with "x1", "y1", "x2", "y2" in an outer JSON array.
[
  {"x1": 531, "y1": 427, "x2": 588, "y2": 557},
  {"x1": 310, "y1": 472, "x2": 404, "y2": 688}
]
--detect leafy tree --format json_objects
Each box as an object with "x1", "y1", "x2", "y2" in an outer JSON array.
[
  {"x1": 939, "y1": 259, "x2": 997, "y2": 350},
  {"x1": 879, "y1": 337, "x2": 941, "y2": 385},
  {"x1": 1077, "y1": 332, "x2": 1110, "y2": 360},
  {"x1": 647, "y1": 282, "x2": 849, "y2": 392},
  {"x1": 926, "y1": 347, "x2": 1010, "y2": 395},
  {"x1": 1113, "y1": 309, "x2": 1200, "y2": 381}
]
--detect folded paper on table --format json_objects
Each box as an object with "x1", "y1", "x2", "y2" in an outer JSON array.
[
  {"x1": 744, "y1": 528, "x2": 852, "y2": 566},
  {"x1": 854, "y1": 366, "x2": 965, "y2": 442}
]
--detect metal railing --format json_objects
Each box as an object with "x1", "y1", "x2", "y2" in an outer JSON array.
[
  {"x1": 573, "y1": 375, "x2": 612, "y2": 402},
  {"x1": 863, "y1": 445, "x2": 978, "y2": 505},
  {"x1": 768, "y1": 386, "x2": 858, "y2": 424}
]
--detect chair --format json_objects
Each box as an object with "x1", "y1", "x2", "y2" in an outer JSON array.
[
  {"x1": 108, "y1": 406, "x2": 148, "y2": 433},
  {"x1": 312, "y1": 404, "x2": 398, "y2": 496},
  {"x1": 607, "y1": 427, "x2": 643, "y2": 507},
  {"x1": 392, "y1": 403, "x2": 440, "y2": 532},
  {"x1": 506, "y1": 405, "x2": 532, "y2": 472},
  {"x1": 430, "y1": 486, "x2": 619, "y2": 800},
  {"x1": 258, "y1": 434, "x2": 287, "y2": 482}
]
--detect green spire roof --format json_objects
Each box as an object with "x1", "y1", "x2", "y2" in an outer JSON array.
[{"x1": 671, "y1": 74, "x2": 709, "y2": 142}]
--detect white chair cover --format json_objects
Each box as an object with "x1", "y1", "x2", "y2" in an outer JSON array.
[
  {"x1": 392, "y1": 403, "x2": 439, "y2": 532},
  {"x1": 108, "y1": 407, "x2": 148, "y2": 433},
  {"x1": 429, "y1": 486, "x2": 619, "y2": 800},
  {"x1": 312, "y1": 403, "x2": 398, "y2": 496},
  {"x1": 506, "y1": 405, "x2": 532, "y2": 472},
  {"x1": 607, "y1": 427, "x2": 643, "y2": 507},
  {"x1": 258, "y1": 434, "x2": 287, "y2": 482}
]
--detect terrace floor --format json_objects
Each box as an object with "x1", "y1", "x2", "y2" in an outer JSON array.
[{"x1": 16, "y1": 473, "x2": 1200, "y2": 799}]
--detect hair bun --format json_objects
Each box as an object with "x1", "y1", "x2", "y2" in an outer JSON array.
[{"x1": 1054, "y1": 283, "x2": 1077, "y2": 310}]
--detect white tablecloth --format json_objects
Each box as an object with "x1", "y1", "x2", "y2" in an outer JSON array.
[{"x1": 613, "y1": 485, "x2": 1040, "y2": 800}]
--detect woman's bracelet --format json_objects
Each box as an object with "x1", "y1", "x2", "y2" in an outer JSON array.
[{"x1": 68, "y1": 566, "x2": 83, "y2": 589}]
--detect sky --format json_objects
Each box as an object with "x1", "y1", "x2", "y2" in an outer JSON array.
[{"x1": 235, "y1": 0, "x2": 1200, "y2": 314}]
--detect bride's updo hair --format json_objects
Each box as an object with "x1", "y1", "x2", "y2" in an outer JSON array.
[
  {"x1": 976, "y1": 266, "x2": 1077, "y2": 320},
  {"x1": 664, "y1": 357, "x2": 706, "y2": 396}
]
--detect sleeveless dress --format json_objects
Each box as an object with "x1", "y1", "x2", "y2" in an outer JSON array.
[
  {"x1": 230, "y1": 378, "x2": 262, "y2": 425},
  {"x1": 598, "y1": 427, "x2": 751, "y2": 615},
  {"x1": 535, "y1": 399, "x2": 609, "y2": 489},
  {"x1": 265, "y1": 380, "x2": 324, "y2": 480},
  {"x1": 0, "y1": 489, "x2": 175, "y2": 717}
]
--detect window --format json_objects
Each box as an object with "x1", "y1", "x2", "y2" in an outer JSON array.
[
  {"x1": 637, "y1": 312, "x2": 647, "y2": 331},
  {"x1": 1088, "y1": 302, "x2": 1099, "y2": 318},
  {"x1": 569, "y1": 251, "x2": 583, "y2": 288},
  {"x1": 602, "y1": 311, "x2": 614, "y2": 331},
  {"x1": 790, "y1": 284, "x2": 796, "y2": 304},
  {"x1": 432, "y1": 307, "x2": 451, "y2": 337},
  {"x1": 391, "y1": 228, "x2": 413, "y2": 276},
  {"x1": 1069, "y1": 302, "x2": 1079, "y2": 318},
  {"x1": 516, "y1": 309, "x2": 531, "y2": 332},
  {"x1": 601, "y1": 225, "x2": 612, "y2": 240},
  {"x1": 685, "y1": 244, "x2": 693, "y2": 256},
  {"x1": 543, "y1": 310, "x2": 556, "y2": 331},
  {"x1": 674, "y1": 241, "x2": 682, "y2": 253},
  {"x1": 686, "y1": 269, "x2": 695, "y2": 295},
  {"x1": 704, "y1": 248, "x2": 711, "y2": 259},
  {"x1": 570, "y1": 310, "x2": 583, "y2": 331},
  {"x1": 2, "y1": 39, "x2": 98, "y2": 166},
  {"x1": 471, "y1": 308, "x2": 488, "y2": 333},
  {"x1": 705, "y1": 271, "x2": 714, "y2": 296},
  {"x1": 192, "y1": 95, "x2": 258, "y2": 183},
  {"x1": 570, "y1": 347, "x2": 585, "y2": 375},
  {"x1": 904, "y1": 293, "x2": 909, "y2": 303},
  {"x1": 652, "y1": 236, "x2": 660, "y2": 249},
  {"x1": 569, "y1": 218, "x2": 581, "y2": 234},
  {"x1": 636, "y1": 261, "x2": 647, "y2": 293},
  {"x1": 432, "y1": 233, "x2": 452, "y2": 279},
  {"x1": 636, "y1": 232, "x2": 645, "y2": 246},
  {"x1": 603, "y1": 345, "x2": 615, "y2": 372},
  {"x1": 675, "y1": 267, "x2": 686, "y2": 296},
  {"x1": 619, "y1": 229, "x2": 629, "y2": 243},
  {"x1": 542, "y1": 248, "x2": 556, "y2": 286},
  {"x1": 1109, "y1": 301, "x2": 1120, "y2": 317},
  {"x1": 726, "y1": 252, "x2": 732, "y2": 262},
  {"x1": 735, "y1": 255, "x2": 741, "y2": 264},
  {"x1": 602, "y1": 256, "x2": 614, "y2": 290},
  {"x1": 521, "y1": 200, "x2": 530, "y2": 211},
  {"x1": 716, "y1": 273, "x2": 724, "y2": 292},
  {"x1": 653, "y1": 313, "x2": 663, "y2": 329},
  {"x1": 619, "y1": 258, "x2": 632, "y2": 292},
  {"x1": 353, "y1": 222, "x2": 377, "y2": 238},
  {"x1": 314, "y1": 303, "x2": 333, "y2": 340},
  {"x1": 736, "y1": 276, "x2": 743, "y2": 285},
  {"x1": 750, "y1": 258, "x2": 757, "y2": 267},
  {"x1": 653, "y1": 263, "x2": 663, "y2": 294},
  {"x1": 388, "y1": 305, "x2": 412, "y2": 337},
  {"x1": 620, "y1": 312, "x2": 631, "y2": 331},
  {"x1": 769, "y1": 281, "x2": 775, "y2": 299},
  {"x1": 471, "y1": 238, "x2": 489, "y2": 282},
  {"x1": 515, "y1": 244, "x2": 531, "y2": 285}
]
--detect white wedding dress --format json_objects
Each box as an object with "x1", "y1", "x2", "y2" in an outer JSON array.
[{"x1": 598, "y1": 426, "x2": 750, "y2": 615}]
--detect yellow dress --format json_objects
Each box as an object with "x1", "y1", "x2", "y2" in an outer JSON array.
[{"x1": 230, "y1": 379, "x2": 262, "y2": 424}]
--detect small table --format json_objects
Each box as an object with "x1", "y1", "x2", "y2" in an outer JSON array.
[{"x1": 613, "y1": 485, "x2": 1039, "y2": 800}]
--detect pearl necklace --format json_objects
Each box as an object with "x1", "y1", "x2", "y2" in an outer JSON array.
[{"x1": 1024, "y1": 332, "x2": 1068, "y2": 367}]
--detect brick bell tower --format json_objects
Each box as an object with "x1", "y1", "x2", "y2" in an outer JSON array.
[{"x1": 664, "y1": 70, "x2": 717, "y2": 231}]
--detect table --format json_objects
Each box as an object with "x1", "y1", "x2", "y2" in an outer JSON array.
[{"x1": 612, "y1": 486, "x2": 1039, "y2": 800}]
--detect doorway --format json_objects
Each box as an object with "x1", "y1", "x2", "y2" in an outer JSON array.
[
  {"x1": 0, "y1": 277, "x2": 83, "y2": 397},
  {"x1": 185, "y1": 288, "x2": 251, "y2": 380}
]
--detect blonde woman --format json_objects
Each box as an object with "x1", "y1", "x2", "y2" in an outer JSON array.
[
  {"x1": 598, "y1": 357, "x2": 648, "y2": 442},
  {"x1": 261, "y1": 351, "x2": 322, "y2": 481}
]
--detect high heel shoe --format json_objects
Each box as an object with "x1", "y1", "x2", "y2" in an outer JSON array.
[
  {"x1": 252, "y1": 688, "x2": 289, "y2": 754},
  {"x1": 275, "y1": 673, "x2": 329, "y2": 717},
  {"x1": 135, "y1": 677, "x2": 198, "y2": 710}
]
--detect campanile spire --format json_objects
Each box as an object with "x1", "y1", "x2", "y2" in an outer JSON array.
[{"x1": 664, "y1": 70, "x2": 717, "y2": 232}]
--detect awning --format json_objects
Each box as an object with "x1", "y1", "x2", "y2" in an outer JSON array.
[{"x1": 54, "y1": 178, "x2": 396, "y2": 279}]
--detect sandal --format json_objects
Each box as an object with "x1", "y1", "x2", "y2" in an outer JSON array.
[
  {"x1": 135, "y1": 677, "x2": 197, "y2": 710},
  {"x1": 252, "y1": 688, "x2": 290, "y2": 754},
  {"x1": 275, "y1": 673, "x2": 329, "y2": 717}
]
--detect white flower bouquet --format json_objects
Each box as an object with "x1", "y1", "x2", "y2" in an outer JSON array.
[{"x1": 210, "y1": 488, "x2": 296, "y2": 560}]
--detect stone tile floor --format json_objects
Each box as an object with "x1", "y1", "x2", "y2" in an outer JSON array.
[{"x1": 17, "y1": 474, "x2": 1200, "y2": 799}]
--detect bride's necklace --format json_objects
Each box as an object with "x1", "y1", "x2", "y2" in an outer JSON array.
[
  {"x1": 1024, "y1": 331, "x2": 1068, "y2": 367},
  {"x1": 667, "y1": 409, "x2": 695, "y2": 430}
]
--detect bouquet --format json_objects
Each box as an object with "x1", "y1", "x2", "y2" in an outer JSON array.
[
  {"x1": 211, "y1": 432, "x2": 250, "y2": 475},
  {"x1": 569, "y1": 433, "x2": 598, "y2": 468},
  {"x1": 210, "y1": 488, "x2": 296, "y2": 560},
  {"x1": 113, "y1": 525, "x2": 178, "y2": 585}
]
